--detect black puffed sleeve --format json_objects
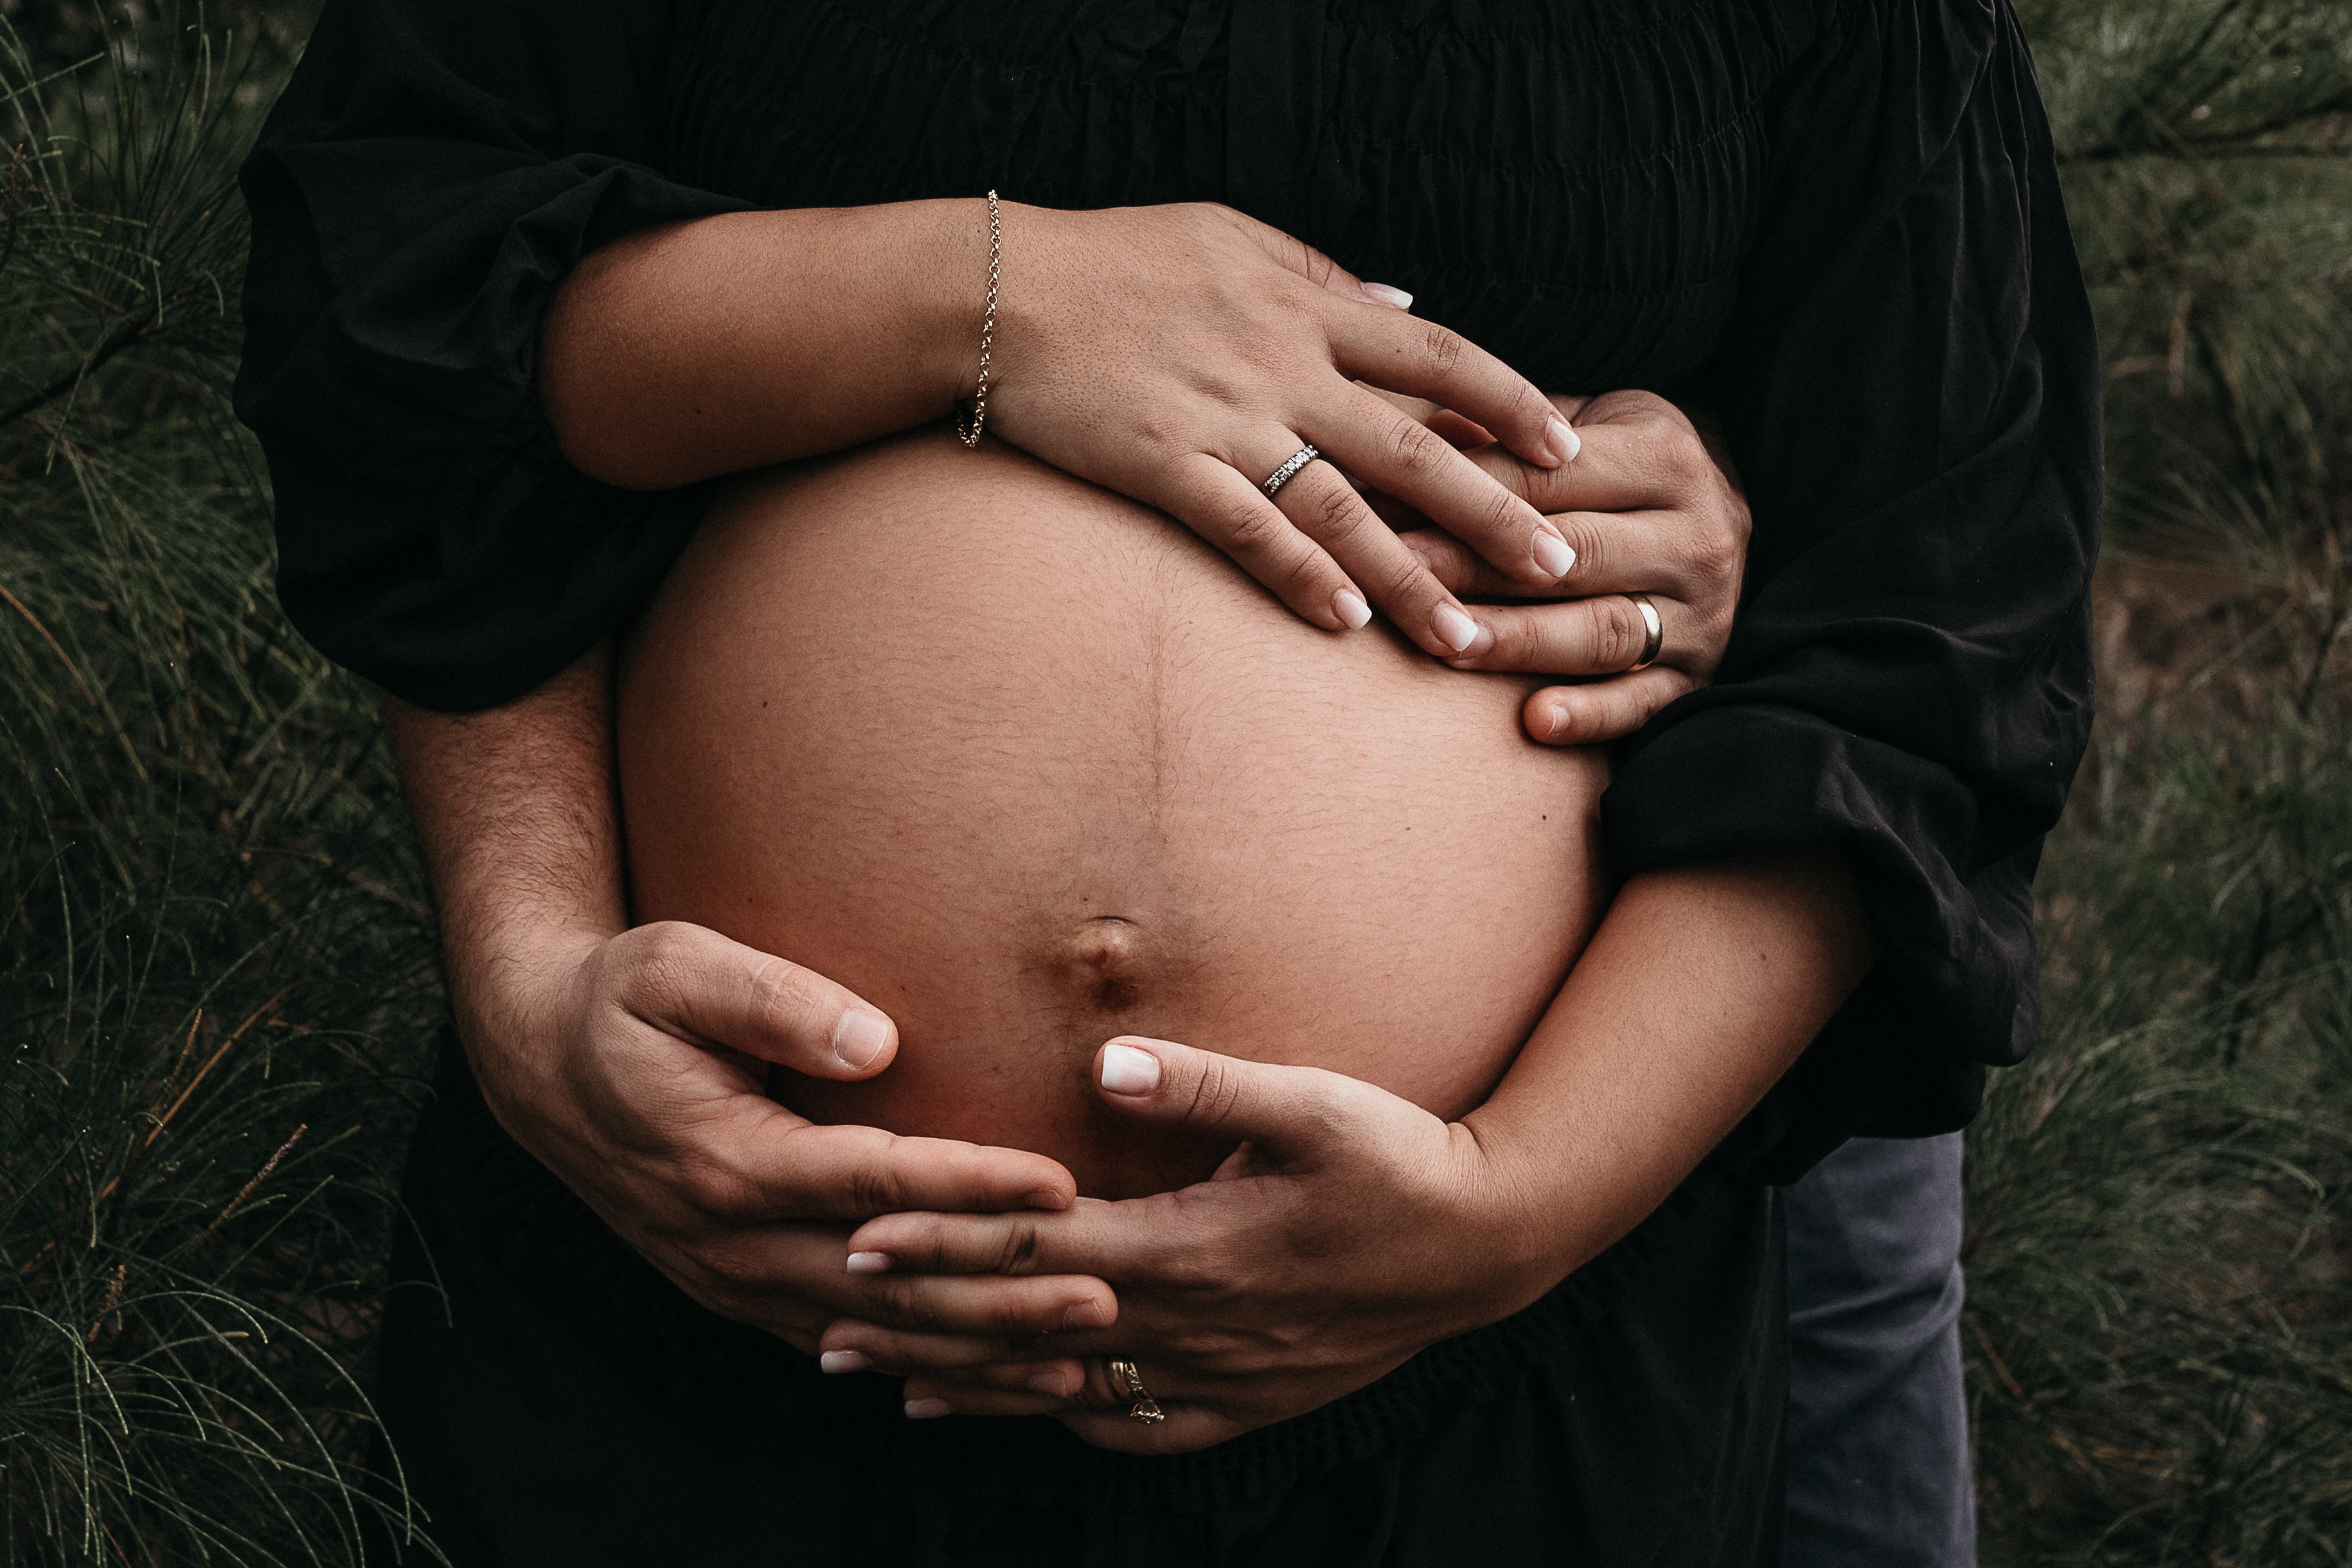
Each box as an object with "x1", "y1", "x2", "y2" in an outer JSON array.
[
  {"x1": 233, "y1": 0, "x2": 747, "y2": 711},
  {"x1": 1605, "y1": 0, "x2": 2101, "y2": 1179}
]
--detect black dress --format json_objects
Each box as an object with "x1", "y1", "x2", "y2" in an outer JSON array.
[{"x1": 233, "y1": 1, "x2": 2101, "y2": 1562}]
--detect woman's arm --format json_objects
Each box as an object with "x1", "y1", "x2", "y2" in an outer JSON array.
[
  {"x1": 826, "y1": 851, "x2": 1877, "y2": 1450},
  {"x1": 539, "y1": 198, "x2": 1577, "y2": 661}
]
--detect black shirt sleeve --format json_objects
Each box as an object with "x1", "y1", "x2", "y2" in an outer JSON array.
[
  {"x1": 233, "y1": 0, "x2": 747, "y2": 711},
  {"x1": 1607, "y1": 0, "x2": 2103, "y2": 1179}
]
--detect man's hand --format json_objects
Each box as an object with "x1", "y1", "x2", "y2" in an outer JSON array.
[
  {"x1": 814, "y1": 1036, "x2": 1547, "y2": 1453},
  {"x1": 1370, "y1": 389, "x2": 1752, "y2": 744},
  {"x1": 482, "y1": 920, "x2": 1109, "y2": 1354},
  {"x1": 387, "y1": 646, "x2": 1114, "y2": 1358}
]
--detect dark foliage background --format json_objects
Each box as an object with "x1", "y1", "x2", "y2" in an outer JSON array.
[{"x1": 0, "y1": 1, "x2": 2346, "y2": 1562}]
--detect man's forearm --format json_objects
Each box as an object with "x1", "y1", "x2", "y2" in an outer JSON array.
[
  {"x1": 383, "y1": 643, "x2": 626, "y2": 1080},
  {"x1": 1468, "y1": 850, "x2": 1879, "y2": 1279}
]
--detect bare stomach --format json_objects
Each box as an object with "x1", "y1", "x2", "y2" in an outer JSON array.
[{"x1": 616, "y1": 429, "x2": 1610, "y2": 1198}]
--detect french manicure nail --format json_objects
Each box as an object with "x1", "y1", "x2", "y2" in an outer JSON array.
[
  {"x1": 1362, "y1": 281, "x2": 1415, "y2": 310},
  {"x1": 1545, "y1": 415, "x2": 1581, "y2": 467},
  {"x1": 1531, "y1": 526, "x2": 1576, "y2": 579},
  {"x1": 1431, "y1": 603, "x2": 1480, "y2": 653},
  {"x1": 833, "y1": 1008, "x2": 892, "y2": 1070},
  {"x1": 1332, "y1": 587, "x2": 1373, "y2": 630},
  {"x1": 1100, "y1": 1042, "x2": 1161, "y2": 1096},
  {"x1": 904, "y1": 1398, "x2": 954, "y2": 1420},
  {"x1": 846, "y1": 1251, "x2": 893, "y2": 1274},
  {"x1": 819, "y1": 1350, "x2": 869, "y2": 1374}
]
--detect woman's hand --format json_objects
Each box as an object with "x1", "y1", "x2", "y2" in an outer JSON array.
[
  {"x1": 1369, "y1": 389, "x2": 1752, "y2": 745},
  {"x1": 476, "y1": 920, "x2": 1120, "y2": 1355},
  {"x1": 553, "y1": 199, "x2": 1578, "y2": 660},
  {"x1": 986, "y1": 202, "x2": 1586, "y2": 661},
  {"x1": 811, "y1": 857, "x2": 1871, "y2": 1456},
  {"x1": 813, "y1": 1037, "x2": 1564, "y2": 1455}
]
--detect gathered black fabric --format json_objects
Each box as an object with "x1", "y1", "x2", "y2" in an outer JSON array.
[
  {"x1": 235, "y1": 3, "x2": 2098, "y2": 1160},
  {"x1": 371, "y1": 1038, "x2": 1788, "y2": 1566}
]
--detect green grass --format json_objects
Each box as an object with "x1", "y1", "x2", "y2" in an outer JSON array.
[
  {"x1": 2, "y1": 12, "x2": 442, "y2": 1562},
  {"x1": 0, "y1": 1, "x2": 2347, "y2": 1562}
]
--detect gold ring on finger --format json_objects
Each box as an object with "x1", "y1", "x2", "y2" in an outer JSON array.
[
  {"x1": 1105, "y1": 1358, "x2": 1166, "y2": 1425},
  {"x1": 1625, "y1": 593, "x2": 1662, "y2": 672},
  {"x1": 1261, "y1": 443, "x2": 1321, "y2": 498}
]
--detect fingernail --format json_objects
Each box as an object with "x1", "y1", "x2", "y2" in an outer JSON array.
[
  {"x1": 904, "y1": 1398, "x2": 955, "y2": 1420},
  {"x1": 1531, "y1": 525, "x2": 1576, "y2": 579},
  {"x1": 1332, "y1": 587, "x2": 1373, "y2": 630},
  {"x1": 1431, "y1": 603, "x2": 1480, "y2": 653},
  {"x1": 1100, "y1": 1042, "x2": 1160, "y2": 1096},
  {"x1": 1029, "y1": 1369, "x2": 1073, "y2": 1394},
  {"x1": 819, "y1": 1350, "x2": 869, "y2": 1374},
  {"x1": 1060, "y1": 1299, "x2": 1108, "y2": 1330},
  {"x1": 1362, "y1": 281, "x2": 1414, "y2": 310},
  {"x1": 1545, "y1": 415, "x2": 1581, "y2": 468},
  {"x1": 846, "y1": 1251, "x2": 893, "y2": 1274},
  {"x1": 1540, "y1": 704, "x2": 1574, "y2": 744},
  {"x1": 833, "y1": 1008, "x2": 892, "y2": 1071}
]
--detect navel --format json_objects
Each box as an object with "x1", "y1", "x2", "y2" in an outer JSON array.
[{"x1": 1055, "y1": 915, "x2": 1148, "y2": 1013}]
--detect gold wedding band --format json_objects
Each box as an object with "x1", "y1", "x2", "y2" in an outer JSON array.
[
  {"x1": 1106, "y1": 1358, "x2": 1166, "y2": 1425},
  {"x1": 1625, "y1": 593, "x2": 1662, "y2": 671}
]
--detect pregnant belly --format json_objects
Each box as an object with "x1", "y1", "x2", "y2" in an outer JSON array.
[{"x1": 616, "y1": 429, "x2": 1610, "y2": 1198}]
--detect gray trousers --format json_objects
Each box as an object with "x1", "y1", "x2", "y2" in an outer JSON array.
[{"x1": 1783, "y1": 1133, "x2": 1977, "y2": 1568}]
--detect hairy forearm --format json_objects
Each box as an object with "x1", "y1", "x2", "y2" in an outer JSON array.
[
  {"x1": 540, "y1": 201, "x2": 982, "y2": 490},
  {"x1": 1466, "y1": 851, "x2": 1878, "y2": 1279},
  {"x1": 383, "y1": 643, "x2": 625, "y2": 1077}
]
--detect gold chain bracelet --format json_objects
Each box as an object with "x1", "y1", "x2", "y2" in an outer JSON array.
[{"x1": 954, "y1": 190, "x2": 1001, "y2": 448}]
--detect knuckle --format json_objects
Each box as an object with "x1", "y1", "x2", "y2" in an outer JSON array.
[
  {"x1": 1660, "y1": 420, "x2": 1708, "y2": 475},
  {"x1": 1216, "y1": 498, "x2": 1290, "y2": 558},
  {"x1": 1298, "y1": 476, "x2": 1365, "y2": 541},
  {"x1": 1385, "y1": 418, "x2": 1448, "y2": 481},
  {"x1": 1183, "y1": 1058, "x2": 1247, "y2": 1131},
  {"x1": 1595, "y1": 600, "x2": 1646, "y2": 668},
  {"x1": 995, "y1": 1220, "x2": 1044, "y2": 1277},
  {"x1": 1477, "y1": 484, "x2": 1524, "y2": 543},
  {"x1": 869, "y1": 1278, "x2": 925, "y2": 1329},
  {"x1": 1375, "y1": 552, "x2": 1433, "y2": 608},
  {"x1": 1490, "y1": 615, "x2": 1540, "y2": 667},
  {"x1": 1419, "y1": 322, "x2": 1466, "y2": 374},
  {"x1": 675, "y1": 1154, "x2": 755, "y2": 1220},
  {"x1": 744, "y1": 953, "x2": 823, "y2": 1024},
  {"x1": 1554, "y1": 521, "x2": 1601, "y2": 577},
  {"x1": 1688, "y1": 523, "x2": 1744, "y2": 592},
  {"x1": 989, "y1": 1296, "x2": 1057, "y2": 1337},
  {"x1": 619, "y1": 923, "x2": 704, "y2": 1006},
  {"x1": 1400, "y1": 530, "x2": 1468, "y2": 589},
  {"x1": 842, "y1": 1145, "x2": 907, "y2": 1215}
]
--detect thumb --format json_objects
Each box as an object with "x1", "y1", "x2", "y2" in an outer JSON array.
[
  {"x1": 607, "y1": 920, "x2": 900, "y2": 1082},
  {"x1": 1092, "y1": 1037, "x2": 1366, "y2": 1159}
]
